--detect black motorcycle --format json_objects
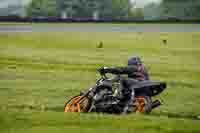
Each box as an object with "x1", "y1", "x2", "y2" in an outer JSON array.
[{"x1": 64, "y1": 69, "x2": 166, "y2": 114}]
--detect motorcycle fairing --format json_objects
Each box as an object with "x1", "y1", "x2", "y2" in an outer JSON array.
[{"x1": 132, "y1": 80, "x2": 166, "y2": 96}]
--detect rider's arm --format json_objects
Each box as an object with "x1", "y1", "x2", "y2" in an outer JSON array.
[{"x1": 103, "y1": 66, "x2": 138, "y2": 75}]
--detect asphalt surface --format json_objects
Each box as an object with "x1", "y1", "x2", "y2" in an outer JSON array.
[{"x1": 0, "y1": 24, "x2": 200, "y2": 32}]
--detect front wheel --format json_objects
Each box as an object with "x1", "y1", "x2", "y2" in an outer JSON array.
[
  {"x1": 64, "y1": 95, "x2": 91, "y2": 113},
  {"x1": 134, "y1": 96, "x2": 152, "y2": 113}
]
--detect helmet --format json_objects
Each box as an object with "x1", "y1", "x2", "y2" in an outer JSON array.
[{"x1": 128, "y1": 56, "x2": 142, "y2": 65}]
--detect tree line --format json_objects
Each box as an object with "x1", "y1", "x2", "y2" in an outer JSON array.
[
  {"x1": 161, "y1": 0, "x2": 200, "y2": 19},
  {"x1": 26, "y1": 0, "x2": 200, "y2": 20},
  {"x1": 26, "y1": 0, "x2": 134, "y2": 20}
]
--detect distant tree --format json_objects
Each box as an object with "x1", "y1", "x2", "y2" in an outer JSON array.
[
  {"x1": 111, "y1": 0, "x2": 132, "y2": 19},
  {"x1": 161, "y1": 0, "x2": 200, "y2": 19},
  {"x1": 130, "y1": 8, "x2": 144, "y2": 20},
  {"x1": 27, "y1": 0, "x2": 58, "y2": 17},
  {"x1": 27, "y1": 0, "x2": 132, "y2": 19},
  {"x1": 143, "y1": 2, "x2": 161, "y2": 20}
]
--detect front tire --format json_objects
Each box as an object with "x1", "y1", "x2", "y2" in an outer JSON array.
[{"x1": 64, "y1": 95, "x2": 91, "y2": 113}]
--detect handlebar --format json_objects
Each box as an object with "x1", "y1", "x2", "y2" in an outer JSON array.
[
  {"x1": 100, "y1": 72, "x2": 108, "y2": 79},
  {"x1": 99, "y1": 72, "x2": 121, "y2": 83},
  {"x1": 97, "y1": 67, "x2": 122, "y2": 82}
]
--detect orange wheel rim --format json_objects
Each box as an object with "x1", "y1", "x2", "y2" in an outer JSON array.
[
  {"x1": 64, "y1": 96, "x2": 82, "y2": 112},
  {"x1": 64, "y1": 96, "x2": 90, "y2": 113},
  {"x1": 135, "y1": 96, "x2": 146, "y2": 113}
]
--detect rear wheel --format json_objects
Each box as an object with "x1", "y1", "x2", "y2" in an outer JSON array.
[
  {"x1": 64, "y1": 95, "x2": 91, "y2": 112},
  {"x1": 134, "y1": 96, "x2": 152, "y2": 113}
]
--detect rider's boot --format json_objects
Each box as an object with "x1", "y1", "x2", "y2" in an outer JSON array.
[{"x1": 123, "y1": 90, "x2": 135, "y2": 113}]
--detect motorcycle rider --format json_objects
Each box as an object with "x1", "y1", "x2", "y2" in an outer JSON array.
[{"x1": 98, "y1": 56, "x2": 149, "y2": 113}]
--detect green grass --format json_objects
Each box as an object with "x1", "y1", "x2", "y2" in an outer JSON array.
[
  {"x1": 1, "y1": 111, "x2": 200, "y2": 133},
  {"x1": 0, "y1": 31, "x2": 200, "y2": 132},
  {"x1": 1, "y1": 22, "x2": 200, "y2": 26}
]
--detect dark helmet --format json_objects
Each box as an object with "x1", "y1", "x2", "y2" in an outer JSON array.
[{"x1": 128, "y1": 56, "x2": 142, "y2": 65}]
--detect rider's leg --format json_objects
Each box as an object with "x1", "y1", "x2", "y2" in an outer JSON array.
[{"x1": 121, "y1": 78, "x2": 136, "y2": 113}]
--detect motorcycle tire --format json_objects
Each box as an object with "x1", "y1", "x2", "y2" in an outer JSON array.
[
  {"x1": 134, "y1": 95, "x2": 152, "y2": 113},
  {"x1": 64, "y1": 95, "x2": 91, "y2": 113}
]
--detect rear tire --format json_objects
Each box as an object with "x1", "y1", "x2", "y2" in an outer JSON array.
[{"x1": 134, "y1": 96, "x2": 152, "y2": 113}]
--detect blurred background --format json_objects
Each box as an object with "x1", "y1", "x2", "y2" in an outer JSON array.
[{"x1": 0, "y1": 0, "x2": 200, "y2": 21}]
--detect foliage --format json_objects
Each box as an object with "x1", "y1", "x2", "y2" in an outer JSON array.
[
  {"x1": 143, "y1": 2, "x2": 161, "y2": 20},
  {"x1": 130, "y1": 8, "x2": 144, "y2": 20},
  {"x1": 161, "y1": 0, "x2": 200, "y2": 19},
  {"x1": 27, "y1": 0, "x2": 58, "y2": 17},
  {"x1": 26, "y1": 0, "x2": 132, "y2": 19}
]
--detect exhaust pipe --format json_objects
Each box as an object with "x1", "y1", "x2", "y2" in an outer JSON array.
[{"x1": 152, "y1": 100, "x2": 161, "y2": 109}]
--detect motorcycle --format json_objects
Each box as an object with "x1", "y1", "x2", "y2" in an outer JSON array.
[{"x1": 64, "y1": 69, "x2": 166, "y2": 114}]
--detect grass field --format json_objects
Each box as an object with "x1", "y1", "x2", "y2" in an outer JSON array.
[{"x1": 0, "y1": 31, "x2": 200, "y2": 132}]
